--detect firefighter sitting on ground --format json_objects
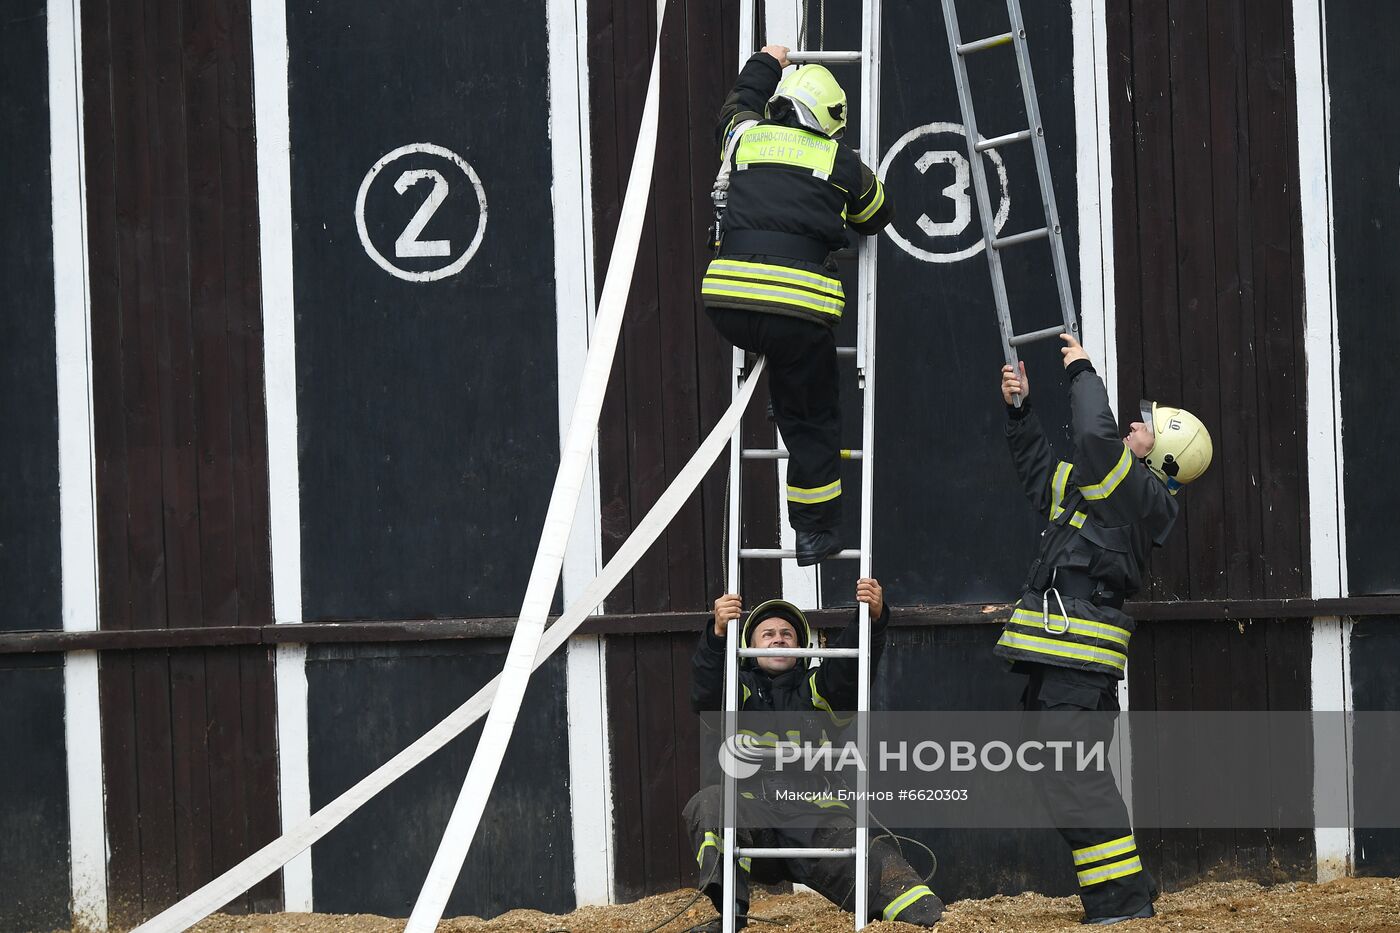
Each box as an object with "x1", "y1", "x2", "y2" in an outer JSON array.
[
  {"x1": 701, "y1": 44, "x2": 893, "y2": 566},
  {"x1": 996, "y1": 334, "x2": 1212, "y2": 925},
  {"x1": 682, "y1": 579, "x2": 943, "y2": 931}
]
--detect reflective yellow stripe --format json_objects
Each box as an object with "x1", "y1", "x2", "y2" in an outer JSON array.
[
  {"x1": 1050, "y1": 461, "x2": 1072, "y2": 519},
  {"x1": 1077, "y1": 855, "x2": 1143, "y2": 887},
  {"x1": 1080, "y1": 445, "x2": 1133, "y2": 500},
  {"x1": 1073, "y1": 834, "x2": 1137, "y2": 866},
  {"x1": 736, "y1": 126, "x2": 838, "y2": 174},
  {"x1": 883, "y1": 885, "x2": 935, "y2": 921},
  {"x1": 809, "y1": 672, "x2": 854, "y2": 727},
  {"x1": 741, "y1": 684, "x2": 752, "y2": 704},
  {"x1": 850, "y1": 180, "x2": 886, "y2": 224},
  {"x1": 996, "y1": 630, "x2": 1127, "y2": 671},
  {"x1": 786, "y1": 479, "x2": 841, "y2": 504},
  {"x1": 698, "y1": 833, "x2": 752, "y2": 871},
  {"x1": 1068, "y1": 511, "x2": 1086, "y2": 527},
  {"x1": 697, "y1": 831, "x2": 723, "y2": 865},
  {"x1": 702, "y1": 281, "x2": 844, "y2": 317},
  {"x1": 738, "y1": 729, "x2": 781, "y2": 746},
  {"x1": 708, "y1": 259, "x2": 844, "y2": 295},
  {"x1": 1009, "y1": 608, "x2": 1131, "y2": 647},
  {"x1": 812, "y1": 797, "x2": 850, "y2": 810}
]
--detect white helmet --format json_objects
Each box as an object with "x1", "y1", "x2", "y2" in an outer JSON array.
[{"x1": 1141, "y1": 400, "x2": 1213, "y2": 493}]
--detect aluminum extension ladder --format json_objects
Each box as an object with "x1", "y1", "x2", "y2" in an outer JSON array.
[
  {"x1": 939, "y1": 0, "x2": 1079, "y2": 402},
  {"x1": 720, "y1": 2, "x2": 882, "y2": 930}
]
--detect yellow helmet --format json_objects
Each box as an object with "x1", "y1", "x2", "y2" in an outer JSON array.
[
  {"x1": 1141, "y1": 400, "x2": 1213, "y2": 493},
  {"x1": 769, "y1": 64, "x2": 847, "y2": 138}
]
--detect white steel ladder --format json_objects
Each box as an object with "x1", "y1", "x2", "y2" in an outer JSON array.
[
  {"x1": 721, "y1": 1, "x2": 882, "y2": 929},
  {"x1": 939, "y1": 0, "x2": 1079, "y2": 402}
]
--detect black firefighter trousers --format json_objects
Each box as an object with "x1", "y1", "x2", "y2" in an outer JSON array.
[
  {"x1": 706, "y1": 307, "x2": 841, "y2": 533},
  {"x1": 1022, "y1": 663, "x2": 1158, "y2": 921},
  {"x1": 682, "y1": 785, "x2": 943, "y2": 926}
]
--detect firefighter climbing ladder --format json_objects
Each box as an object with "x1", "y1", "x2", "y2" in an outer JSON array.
[
  {"x1": 719, "y1": 1, "x2": 881, "y2": 930},
  {"x1": 939, "y1": 0, "x2": 1079, "y2": 402}
]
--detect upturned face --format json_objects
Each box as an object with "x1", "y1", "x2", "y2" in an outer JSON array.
[
  {"x1": 751, "y1": 617, "x2": 799, "y2": 674},
  {"x1": 1125, "y1": 420, "x2": 1155, "y2": 458}
]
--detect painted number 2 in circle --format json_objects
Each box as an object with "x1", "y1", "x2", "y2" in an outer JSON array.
[
  {"x1": 394, "y1": 170, "x2": 451, "y2": 259},
  {"x1": 355, "y1": 143, "x2": 488, "y2": 283}
]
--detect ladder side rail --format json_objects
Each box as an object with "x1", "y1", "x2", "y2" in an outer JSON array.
[
  {"x1": 723, "y1": 350, "x2": 746, "y2": 933},
  {"x1": 854, "y1": 1, "x2": 881, "y2": 926},
  {"x1": 1004, "y1": 0, "x2": 1079, "y2": 338},
  {"x1": 939, "y1": 0, "x2": 1022, "y2": 380},
  {"x1": 724, "y1": 15, "x2": 754, "y2": 932}
]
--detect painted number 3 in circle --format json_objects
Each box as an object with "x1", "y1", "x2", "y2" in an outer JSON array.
[{"x1": 355, "y1": 143, "x2": 488, "y2": 283}]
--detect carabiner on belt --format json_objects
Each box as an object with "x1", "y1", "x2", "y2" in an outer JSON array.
[{"x1": 1042, "y1": 567, "x2": 1071, "y2": 635}]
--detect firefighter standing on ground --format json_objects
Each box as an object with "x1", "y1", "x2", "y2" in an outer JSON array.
[
  {"x1": 996, "y1": 334, "x2": 1212, "y2": 924},
  {"x1": 682, "y1": 581, "x2": 943, "y2": 930},
  {"x1": 701, "y1": 44, "x2": 893, "y2": 566}
]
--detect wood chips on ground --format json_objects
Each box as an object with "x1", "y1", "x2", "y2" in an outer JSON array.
[{"x1": 118, "y1": 876, "x2": 1400, "y2": 933}]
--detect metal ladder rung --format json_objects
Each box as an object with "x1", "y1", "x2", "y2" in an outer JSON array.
[
  {"x1": 787, "y1": 51, "x2": 863, "y2": 63},
  {"x1": 739, "y1": 548, "x2": 863, "y2": 560},
  {"x1": 743, "y1": 448, "x2": 861, "y2": 460},
  {"x1": 975, "y1": 128, "x2": 1033, "y2": 152},
  {"x1": 956, "y1": 31, "x2": 1014, "y2": 55},
  {"x1": 1008, "y1": 324, "x2": 1066, "y2": 348},
  {"x1": 739, "y1": 647, "x2": 860, "y2": 659},
  {"x1": 837, "y1": 346, "x2": 858, "y2": 357},
  {"x1": 990, "y1": 226, "x2": 1050, "y2": 250},
  {"x1": 739, "y1": 847, "x2": 856, "y2": 859}
]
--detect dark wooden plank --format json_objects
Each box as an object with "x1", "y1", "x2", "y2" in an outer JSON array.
[
  {"x1": 634, "y1": 633, "x2": 682, "y2": 891},
  {"x1": 652, "y1": 0, "x2": 706, "y2": 613},
  {"x1": 203, "y1": 646, "x2": 252, "y2": 909},
  {"x1": 148, "y1": 0, "x2": 204, "y2": 632},
  {"x1": 671, "y1": 630, "x2": 704, "y2": 889},
  {"x1": 1125, "y1": 622, "x2": 1163, "y2": 891},
  {"x1": 169, "y1": 648, "x2": 214, "y2": 899},
  {"x1": 1226, "y1": 618, "x2": 1273, "y2": 879},
  {"x1": 605, "y1": 634, "x2": 647, "y2": 900},
  {"x1": 1130, "y1": 0, "x2": 1189, "y2": 602},
  {"x1": 1206, "y1": 0, "x2": 1265, "y2": 601},
  {"x1": 1149, "y1": 622, "x2": 1199, "y2": 887},
  {"x1": 620, "y1": 0, "x2": 672, "y2": 615},
  {"x1": 133, "y1": 651, "x2": 180, "y2": 915},
  {"x1": 1168, "y1": 0, "x2": 1227, "y2": 603},
  {"x1": 9, "y1": 597, "x2": 1400, "y2": 653},
  {"x1": 182, "y1": 0, "x2": 238, "y2": 631},
  {"x1": 593, "y1": 0, "x2": 635, "y2": 615},
  {"x1": 688, "y1": 0, "x2": 740, "y2": 605},
  {"x1": 240, "y1": 645, "x2": 285, "y2": 911},
  {"x1": 221, "y1": 0, "x2": 273, "y2": 633},
  {"x1": 98, "y1": 652, "x2": 144, "y2": 927},
  {"x1": 1244, "y1": 0, "x2": 1305, "y2": 599}
]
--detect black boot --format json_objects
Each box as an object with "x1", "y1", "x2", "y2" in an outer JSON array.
[
  {"x1": 795, "y1": 529, "x2": 842, "y2": 567},
  {"x1": 1082, "y1": 903, "x2": 1155, "y2": 924}
]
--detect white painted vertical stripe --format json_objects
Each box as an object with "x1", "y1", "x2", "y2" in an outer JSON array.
[
  {"x1": 50, "y1": 0, "x2": 109, "y2": 926},
  {"x1": 1072, "y1": 0, "x2": 1131, "y2": 813},
  {"x1": 1073, "y1": 0, "x2": 1117, "y2": 396},
  {"x1": 1311, "y1": 617, "x2": 1353, "y2": 880},
  {"x1": 1294, "y1": 0, "x2": 1354, "y2": 881},
  {"x1": 1294, "y1": 0, "x2": 1347, "y2": 601},
  {"x1": 548, "y1": 0, "x2": 614, "y2": 905},
  {"x1": 251, "y1": 0, "x2": 313, "y2": 910},
  {"x1": 565, "y1": 636, "x2": 615, "y2": 904}
]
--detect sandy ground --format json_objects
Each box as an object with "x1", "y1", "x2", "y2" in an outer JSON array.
[{"x1": 125, "y1": 876, "x2": 1400, "y2": 933}]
